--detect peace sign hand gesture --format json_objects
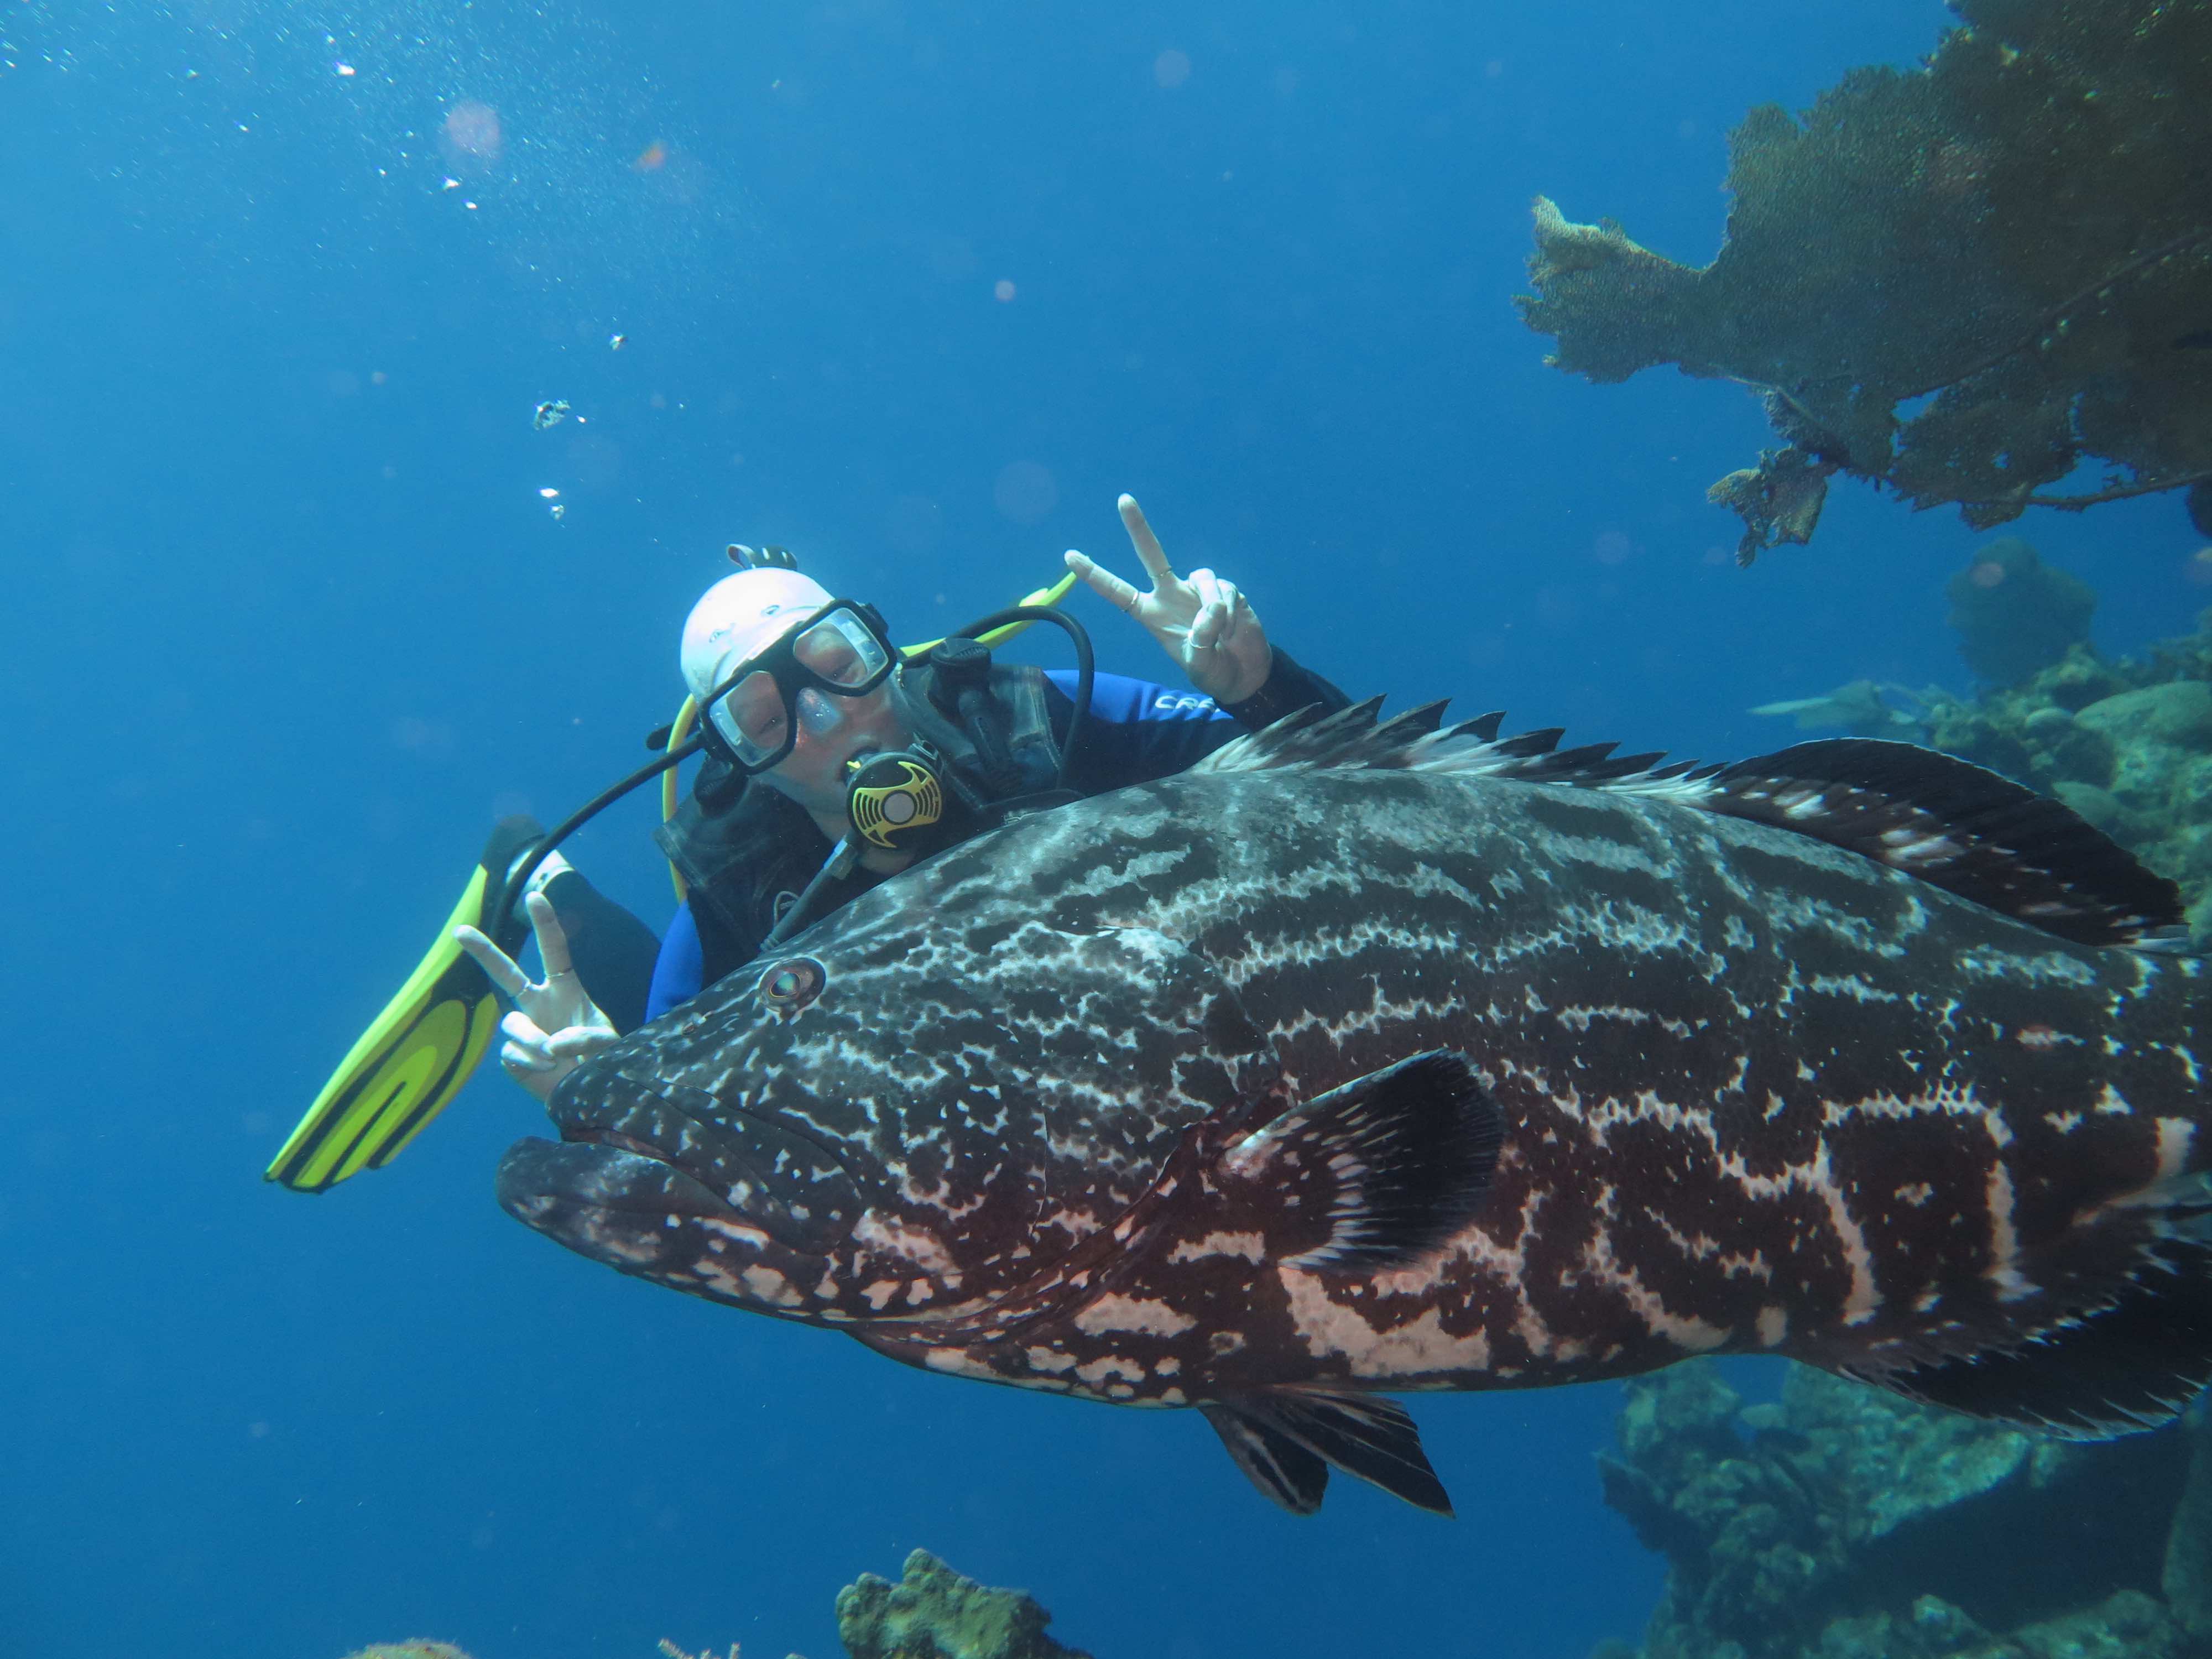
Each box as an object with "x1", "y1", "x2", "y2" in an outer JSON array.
[
  {"x1": 455, "y1": 891, "x2": 619, "y2": 1105},
  {"x1": 1064, "y1": 494, "x2": 1274, "y2": 705}
]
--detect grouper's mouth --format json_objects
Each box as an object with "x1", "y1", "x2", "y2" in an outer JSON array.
[{"x1": 495, "y1": 1076, "x2": 864, "y2": 1316}]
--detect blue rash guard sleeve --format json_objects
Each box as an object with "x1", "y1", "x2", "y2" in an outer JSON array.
[
  {"x1": 1044, "y1": 669, "x2": 1240, "y2": 793},
  {"x1": 645, "y1": 899, "x2": 706, "y2": 1022},
  {"x1": 1043, "y1": 648, "x2": 1352, "y2": 793}
]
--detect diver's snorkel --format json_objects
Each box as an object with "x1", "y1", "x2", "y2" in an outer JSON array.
[{"x1": 494, "y1": 731, "x2": 707, "y2": 927}]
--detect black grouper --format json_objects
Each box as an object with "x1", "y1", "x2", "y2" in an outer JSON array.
[{"x1": 498, "y1": 702, "x2": 2210, "y2": 1515}]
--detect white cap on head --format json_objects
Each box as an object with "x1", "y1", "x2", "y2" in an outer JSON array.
[{"x1": 679, "y1": 567, "x2": 835, "y2": 702}]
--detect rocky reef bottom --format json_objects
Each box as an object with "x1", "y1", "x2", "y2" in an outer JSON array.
[
  {"x1": 1595, "y1": 1360, "x2": 2212, "y2": 1659},
  {"x1": 339, "y1": 1548, "x2": 1092, "y2": 1659}
]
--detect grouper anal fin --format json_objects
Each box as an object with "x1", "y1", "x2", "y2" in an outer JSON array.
[{"x1": 1202, "y1": 1390, "x2": 1453, "y2": 1517}]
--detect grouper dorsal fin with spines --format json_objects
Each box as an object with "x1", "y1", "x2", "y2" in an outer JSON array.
[{"x1": 1194, "y1": 698, "x2": 2189, "y2": 951}]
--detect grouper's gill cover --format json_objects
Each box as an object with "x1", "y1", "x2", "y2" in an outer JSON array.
[{"x1": 499, "y1": 701, "x2": 2210, "y2": 1517}]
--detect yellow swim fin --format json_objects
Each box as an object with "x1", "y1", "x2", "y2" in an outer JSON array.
[{"x1": 265, "y1": 818, "x2": 538, "y2": 1193}]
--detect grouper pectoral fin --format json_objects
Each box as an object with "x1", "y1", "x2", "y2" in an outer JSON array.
[
  {"x1": 1202, "y1": 1390, "x2": 1453, "y2": 1517},
  {"x1": 1843, "y1": 1237, "x2": 2212, "y2": 1439},
  {"x1": 1260, "y1": 1050, "x2": 1504, "y2": 1271}
]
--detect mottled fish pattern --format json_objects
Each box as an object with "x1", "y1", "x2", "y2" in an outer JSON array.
[{"x1": 500, "y1": 703, "x2": 2210, "y2": 1515}]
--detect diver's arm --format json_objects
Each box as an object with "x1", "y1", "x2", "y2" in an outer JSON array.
[
  {"x1": 1044, "y1": 671, "x2": 1231, "y2": 790},
  {"x1": 645, "y1": 902, "x2": 708, "y2": 1025},
  {"x1": 534, "y1": 865, "x2": 662, "y2": 1035},
  {"x1": 1216, "y1": 645, "x2": 1352, "y2": 731},
  {"x1": 1043, "y1": 654, "x2": 1351, "y2": 790}
]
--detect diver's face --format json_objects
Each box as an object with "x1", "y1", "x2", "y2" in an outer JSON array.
[{"x1": 757, "y1": 682, "x2": 911, "y2": 821}]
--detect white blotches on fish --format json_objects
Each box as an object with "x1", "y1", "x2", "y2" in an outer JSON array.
[
  {"x1": 2156, "y1": 1119, "x2": 2196, "y2": 1185},
  {"x1": 1556, "y1": 1003, "x2": 1697, "y2": 1041},
  {"x1": 1166, "y1": 1230, "x2": 1267, "y2": 1264},
  {"x1": 1756, "y1": 1306, "x2": 1788, "y2": 1347},
  {"x1": 1026, "y1": 1346, "x2": 1078, "y2": 1374},
  {"x1": 1957, "y1": 948, "x2": 2099, "y2": 988},
  {"x1": 2095, "y1": 1084, "x2": 2133, "y2": 1115},
  {"x1": 924, "y1": 1347, "x2": 998, "y2": 1380},
  {"x1": 1808, "y1": 973, "x2": 1901, "y2": 1004},
  {"x1": 2046, "y1": 1112, "x2": 2084, "y2": 1134},
  {"x1": 1155, "y1": 1356, "x2": 1181, "y2": 1376},
  {"x1": 1896, "y1": 1182, "x2": 1936, "y2": 1206},
  {"x1": 1985, "y1": 1160, "x2": 2033, "y2": 1300},
  {"x1": 1820, "y1": 1079, "x2": 2000, "y2": 1140},
  {"x1": 700, "y1": 1217, "x2": 773, "y2": 1249},
  {"x1": 852, "y1": 1210, "x2": 958, "y2": 1274},
  {"x1": 1880, "y1": 830, "x2": 1960, "y2": 865},
  {"x1": 1076, "y1": 1355, "x2": 1146, "y2": 1386},
  {"x1": 862, "y1": 1280, "x2": 901, "y2": 1310},
  {"x1": 1782, "y1": 791, "x2": 1828, "y2": 822},
  {"x1": 1278, "y1": 1269, "x2": 1494, "y2": 1377},
  {"x1": 742, "y1": 1265, "x2": 803, "y2": 1307},
  {"x1": 1580, "y1": 1227, "x2": 1734, "y2": 1350},
  {"x1": 1073, "y1": 1295, "x2": 1198, "y2": 1338}
]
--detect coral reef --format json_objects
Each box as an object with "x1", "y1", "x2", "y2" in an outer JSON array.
[
  {"x1": 340, "y1": 1645, "x2": 474, "y2": 1659},
  {"x1": 1917, "y1": 607, "x2": 2212, "y2": 944},
  {"x1": 1944, "y1": 536, "x2": 2097, "y2": 685},
  {"x1": 836, "y1": 1550, "x2": 1092, "y2": 1659},
  {"x1": 1518, "y1": 0, "x2": 2212, "y2": 563},
  {"x1": 1596, "y1": 1361, "x2": 2206, "y2": 1659}
]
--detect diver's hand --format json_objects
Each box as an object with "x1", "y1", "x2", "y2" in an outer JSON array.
[
  {"x1": 1064, "y1": 493, "x2": 1272, "y2": 705},
  {"x1": 455, "y1": 892, "x2": 618, "y2": 1105}
]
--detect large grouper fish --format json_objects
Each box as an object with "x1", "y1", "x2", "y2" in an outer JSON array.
[{"x1": 499, "y1": 701, "x2": 2210, "y2": 1515}]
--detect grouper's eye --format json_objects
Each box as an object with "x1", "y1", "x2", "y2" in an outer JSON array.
[{"x1": 758, "y1": 957, "x2": 825, "y2": 1015}]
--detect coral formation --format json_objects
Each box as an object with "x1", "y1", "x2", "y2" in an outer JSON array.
[
  {"x1": 836, "y1": 1549, "x2": 1092, "y2": 1659},
  {"x1": 1943, "y1": 536, "x2": 2097, "y2": 684},
  {"x1": 339, "y1": 1645, "x2": 474, "y2": 1659},
  {"x1": 1596, "y1": 1360, "x2": 2206, "y2": 1659},
  {"x1": 1917, "y1": 608, "x2": 2212, "y2": 945},
  {"x1": 1518, "y1": 0, "x2": 2212, "y2": 563}
]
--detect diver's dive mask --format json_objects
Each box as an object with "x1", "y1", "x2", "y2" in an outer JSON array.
[{"x1": 696, "y1": 600, "x2": 895, "y2": 775}]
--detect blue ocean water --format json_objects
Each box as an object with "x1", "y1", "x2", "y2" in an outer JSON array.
[{"x1": 2, "y1": 4, "x2": 2202, "y2": 1657}]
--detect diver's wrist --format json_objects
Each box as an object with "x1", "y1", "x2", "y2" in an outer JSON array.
[{"x1": 1219, "y1": 647, "x2": 1297, "y2": 727}]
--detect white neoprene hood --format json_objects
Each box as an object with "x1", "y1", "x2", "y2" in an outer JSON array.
[{"x1": 679, "y1": 567, "x2": 835, "y2": 702}]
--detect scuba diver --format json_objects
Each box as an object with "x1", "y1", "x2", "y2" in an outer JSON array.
[
  {"x1": 456, "y1": 493, "x2": 1350, "y2": 1106},
  {"x1": 264, "y1": 494, "x2": 1348, "y2": 1190}
]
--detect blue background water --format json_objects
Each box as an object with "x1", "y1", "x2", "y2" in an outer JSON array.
[{"x1": 2, "y1": 3, "x2": 2203, "y2": 1656}]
